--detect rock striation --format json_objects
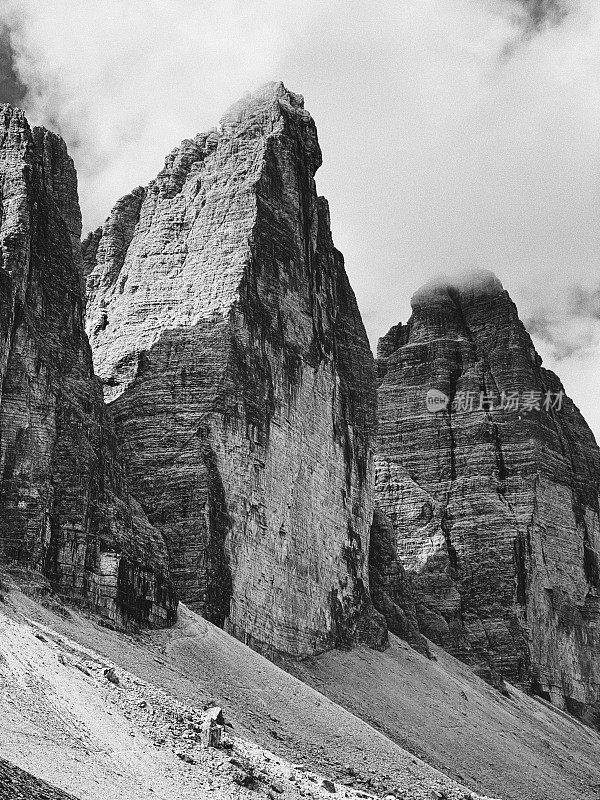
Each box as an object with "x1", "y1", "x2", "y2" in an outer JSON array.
[
  {"x1": 376, "y1": 269, "x2": 600, "y2": 724},
  {"x1": 84, "y1": 82, "x2": 385, "y2": 656},
  {"x1": 0, "y1": 105, "x2": 177, "y2": 628}
]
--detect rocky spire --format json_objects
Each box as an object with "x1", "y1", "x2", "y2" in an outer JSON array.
[{"x1": 84, "y1": 83, "x2": 385, "y2": 656}]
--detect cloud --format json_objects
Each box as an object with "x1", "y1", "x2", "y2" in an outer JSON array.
[
  {"x1": 518, "y1": 0, "x2": 571, "y2": 31},
  {"x1": 0, "y1": 25, "x2": 25, "y2": 105},
  {"x1": 1, "y1": 0, "x2": 312, "y2": 226},
  {"x1": 508, "y1": 0, "x2": 571, "y2": 34},
  {"x1": 523, "y1": 281, "x2": 600, "y2": 367},
  {"x1": 498, "y1": 0, "x2": 572, "y2": 57},
  {"x1": 1, "y1": 0, "x2": 600, "y2": 434},
  {"x1": 525, "y1": 310, "x2": 600, "y2": 361}
]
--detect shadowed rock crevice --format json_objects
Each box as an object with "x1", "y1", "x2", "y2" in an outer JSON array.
[{"x1": 368, "y1": 508, "x2": 430, "y2": 657}]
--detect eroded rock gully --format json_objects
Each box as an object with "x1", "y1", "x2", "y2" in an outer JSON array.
[
  {"x1": 375, "y1": 269, "x2": 600, "y2": 723},
  {"x1": 84, "y1": 82, "x2": 385, "y2": 656},
  {"x1": 0, "y1": 105, "x2": 176, "y2": 628}
]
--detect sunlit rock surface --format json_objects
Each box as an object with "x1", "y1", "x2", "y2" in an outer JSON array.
[{"x1": 84, "y1": 83, "x2": 385, "y2": 656}]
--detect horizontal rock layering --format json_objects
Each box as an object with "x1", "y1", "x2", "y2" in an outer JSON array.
[
  {"x1": 0, "y1": 105, "x2": 177, "y2": 628},
  {"x1": 85, "y1": 82, "x2": 386, "y2": 656},
  {"x1": 376, "y1": 270, "x2": 600, "y2": 723}
]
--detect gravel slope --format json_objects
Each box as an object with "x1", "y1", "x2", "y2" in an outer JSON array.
[
  {"x1": 8, "y1": 573, "x2": 600, "y2": 799},
  {"x1": 0, "y1": 758, "x2": 79, "y2": 800},
  {"x1": 284, "y1": 639, "x2": 600, "y2": 800},
  {"x1": 0, "y1": 610, "x2": 409, "y2": 800},
  {"x1": 0, "y1": 582, "x2": 494, "y2": 800}
]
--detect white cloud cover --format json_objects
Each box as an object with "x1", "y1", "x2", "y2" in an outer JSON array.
[
  {"x1": 2, "y1": 0, "x2": 303, "y2": 222},
  {"x1": 3, "y1": 0, "x2": 600, "y2": 434}
]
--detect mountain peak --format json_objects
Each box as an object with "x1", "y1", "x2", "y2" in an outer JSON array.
[{"x1": 376, "y1": 268, "x2": 600, "y2": 724}]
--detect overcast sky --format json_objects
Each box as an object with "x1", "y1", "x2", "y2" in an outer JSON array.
[{"x1": 2, "y1": 0, "x2": 600, "y2": 435}]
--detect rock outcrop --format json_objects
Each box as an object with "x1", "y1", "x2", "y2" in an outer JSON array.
[
  {"x1": 84, "y1": 82, "x2": 385, "y2": 656},
  {"x1": 376, "y1": 269, "x2": 600, "y2": 724},
  {"x1": 0, "y1": 105, "x2": 177, "y2": 628}
]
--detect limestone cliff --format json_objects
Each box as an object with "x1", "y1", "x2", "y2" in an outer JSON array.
[
  {"x1": 376, "y1": 269, "x2": 600, "y2": 724},
  {"x1": 0, "y1": 105, "x2": 177, "y2": 628},
  {"x1": 84, "y1": 82, "x2": 385, "y2": 656}
]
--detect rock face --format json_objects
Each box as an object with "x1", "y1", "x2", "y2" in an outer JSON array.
[
  {"x1": 84, "y1": 82, "x2": 385, "y2": 656},
  {"x1": 0, "y1": 105, "x2": 177, "y2": 628},
  {"x1": 368, "y1": 508, "x2": 429, "y2": 657},
  {"x1": 376, "y1": 270, "x2": 600, "y2": 723}
]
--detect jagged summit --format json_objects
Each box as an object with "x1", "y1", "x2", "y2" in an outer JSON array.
[
  {"x1": 220, "y1": 81, "x2": 310, "y2": 120},
  {"x1": 379, "y1": 270, "x2": 511, "y2": 359},
  {"x1": 0, "y1": 101, "x2": 25, "y2": 118},
  {"x1": 218, "y1": 82, "x2": 322, "y2": 174},
  {"x1": 0, "y1": 105, "x2": 176, "y2": 627}
]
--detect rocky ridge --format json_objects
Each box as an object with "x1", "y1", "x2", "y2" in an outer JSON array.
[
  {"x1": 0, "y1": 105, "x2": 177, "y2": 628},
  {"x1": 375, "y1": 269, "x2": 600, "y2": 723},
  {"x1": 84, "y1": 82, "x2": 384, "y2": 657}
]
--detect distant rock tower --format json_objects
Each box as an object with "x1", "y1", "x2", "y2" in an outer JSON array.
[{"x1": 376, "y1": 270, "x2": 600, "y2": 724}]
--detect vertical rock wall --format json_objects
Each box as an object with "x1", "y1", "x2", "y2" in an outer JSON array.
[
  {"x1": 376, "y1": 270, "x2": 600, "y2": 723},
  {"x1": 84, "y1": 83, "x2": 385, "y2": 656},
  {"x1": 0, "y1": 105, "x2": 177, "y2": 628}
]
